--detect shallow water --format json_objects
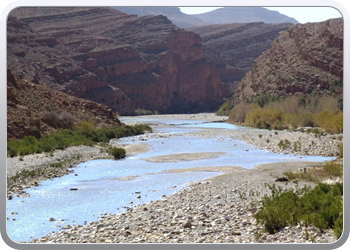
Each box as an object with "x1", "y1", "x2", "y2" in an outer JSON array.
[{"x1": 6, "y1": 117, "x2": 335, "y2": 243}]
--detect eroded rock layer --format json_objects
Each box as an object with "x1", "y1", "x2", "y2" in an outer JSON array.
[{"x1": 8, "y1": 7, "x2": 226, "y2": 114}]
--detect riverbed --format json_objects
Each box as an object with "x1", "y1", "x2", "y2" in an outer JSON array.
[{"x1": 6, "y1": 113, "x2": 337, "y2": 243}]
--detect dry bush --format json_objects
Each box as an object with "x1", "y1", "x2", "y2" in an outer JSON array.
[
  {"x1": 284, "y1": 113, "x2": 316, "y2": 129},
  {"x1": 229, "y1": 102, "x2": 258, "y2": 123},
  {"x1": 265, "y1": 96, "x2": 300, "y2": 114},
  {"x1": 245, "y1": 108, "x2": 285, "y2": 129},
  {"x1": 264, "y1": 95, "x2": 340, "y2": 114},
  {"x1": 317, "y1": 96, "x2": 339, "y2": 112},
  {"x1": 40, "y1": 111, "x2": 75, "y2": 129},
  {"x1": 315, "y1": 111, "x2": 343, "y2": 133},
  {"x1": 60, "y1": 112, "x2": 75, "y2": 129},
  {"x1": 40, "y1": 111, "x2": 60, "y2": 127}
]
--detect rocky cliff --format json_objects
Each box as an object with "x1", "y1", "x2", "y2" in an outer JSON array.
[
  {"x1": 187, "y1": 22, "x2": 293, "y2": 92},
  {"x1": 8, "y1": 7, "x2": 226, "y2": 114},
  {"x1": 7, "y1": 69, "x2": 121, "y2": 140},
  {"x1": 231, "y1": 18, "x2": 343, "y2": 105}
]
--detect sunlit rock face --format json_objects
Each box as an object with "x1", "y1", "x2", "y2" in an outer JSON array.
[{"x1": 231, "y1": 18, "x2": 343, "y2": 105}]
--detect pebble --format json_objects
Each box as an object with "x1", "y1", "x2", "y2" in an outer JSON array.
[{"x1": 24, "y1": 168, "x2": 338, "y2": 244}]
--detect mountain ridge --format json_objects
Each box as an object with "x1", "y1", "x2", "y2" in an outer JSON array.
[
  {"x1": 113, "y1": 7, "x2": 299, "y2": 27},
  {"x1": 192, "y1": 7, "x2": 299, "y2": 25}
]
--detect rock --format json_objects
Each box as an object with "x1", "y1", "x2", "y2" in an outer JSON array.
[
  {"x1": 182, "y1": 221, "x2": 192, "y2": 228},
  {"x1": 275, "y1": 177, "x2": 289, "y2": 182}
]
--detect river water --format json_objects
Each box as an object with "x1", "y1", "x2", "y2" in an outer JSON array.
[{"x1": 6, "y1": 116, "x2": 335, "y2": 243}]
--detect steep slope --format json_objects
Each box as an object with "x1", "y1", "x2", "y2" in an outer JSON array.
[
  {"x1": 8, "y1": 7, "x2": 226, "y2": 114},
  {"x1": 231, "y1": 18, "x2": 343, "y2": 105},
  {"x1": 192, "y1": 7, "x2": 299, "y2": 24},
  {"x1": 187, "y1": 22, "x2": 293, "y2": 92},
  {"x1": 7, "y1": 69, "x2": 121, "y2": 140},
  {"x1": 113, "y1": 7, "x2": 207, "y2": 28}
]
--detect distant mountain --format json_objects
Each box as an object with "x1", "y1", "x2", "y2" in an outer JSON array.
[
  {"x1": 192, "y1": 7, "x2": 299, "y2": 24},
  {"x1": 113, "y1": 7, "x2": 207, "y2": 28}
]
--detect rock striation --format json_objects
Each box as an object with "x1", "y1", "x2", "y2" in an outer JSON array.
[
  {"x1": 8, "y1": 7, "x2": 226, "y2": 114},
  {"x1": 231, "y1": 18, "x2": 343, "y2": 105},
  {"x1": 187, "y1": 22, "x2": 293, "y2": 93}
]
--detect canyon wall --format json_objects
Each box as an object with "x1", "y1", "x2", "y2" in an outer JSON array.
[{"x1": 8, "y1": 7, "x2": 226, "y2": 114}]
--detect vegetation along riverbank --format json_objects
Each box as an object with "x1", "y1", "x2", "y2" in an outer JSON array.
[{"x1": 7, "y1": 123, "x2": 152, "y2": 199}]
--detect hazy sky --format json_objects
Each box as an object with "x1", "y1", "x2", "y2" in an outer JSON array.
[{"x1": 179, "y1": 7, "x2": 342, "y2": 23}]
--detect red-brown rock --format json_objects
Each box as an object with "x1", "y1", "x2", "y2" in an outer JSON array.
[{"x1": 8, "y1": 7, "x2": 226, "y2": 114}]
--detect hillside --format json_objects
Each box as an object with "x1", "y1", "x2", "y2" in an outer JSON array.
[
  {"x1": 192, "y1": 7, "x2": 299, "y2": 24},
  {"x1": 8, "y1": 7, "x2": 226, "y2": 115},
  {"x1": 231, "y1": 18, "x2": 343, "y2": 105},
  {"x1": 7, "y1": 69, "x2": 122, "y2": 140}
]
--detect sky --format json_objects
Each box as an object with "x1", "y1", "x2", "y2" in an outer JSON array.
[{"x1": 179, "y1": 6, "x2": 343, "y2": 23}]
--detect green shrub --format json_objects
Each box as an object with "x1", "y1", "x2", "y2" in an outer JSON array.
[
  {"x1": 255, "y1": 94, "x2": 271, "y2": 108},
  {"x1": 73, "y1": 121, "x2": 96, "y2": 135},
  {"x1": 107, "y1": 147, "x2": 126, "y2": 159},
  {"x1": 278, "y1": 139, "x2": 291, "y2": 149},
  {"x1": 254, "y1": 183, "x2": 343, "y2": 236},
  {"x1": 7, "y1": 124, "x2": 152, "y2": 157},
  {"x1": 216, "y1": 98, "x2": 235, "y2": 116},
  {"x1": 323, "y1": 161, "x2": 343, "y2": 177},
  {"x1": 7, "y1": 140, "x2": 21, "y2": 157},
  {"x1": 333, "y1": 214, "x2": 343, "y2": 239},
  {"x1": 336, "y1": 142, "x2": 343, "y2": 158},
  {"x1": 255, "y1": 185, "x2": 300, "y2": 234},
  {"x1": 300, "y1": 183, "x2": 343, "y2": 231},
  {"x1": 53, "y1": 131, "x2": 72, "y2": 149},
  {"x1": 38, "y1": 135, "x2": 58, "y2": 152}
]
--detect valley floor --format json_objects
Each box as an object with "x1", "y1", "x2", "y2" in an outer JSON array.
[{"x1": 7, "y1": 113, "x2": 343, "y2": 244}]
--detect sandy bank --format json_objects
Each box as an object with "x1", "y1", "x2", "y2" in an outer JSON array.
[{"x1": 144, "y1": 152, "x2": 225, "y2": 163}]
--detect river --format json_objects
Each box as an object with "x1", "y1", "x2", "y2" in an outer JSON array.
[{"x1": 6, "y1": 116, "x2": 335, "y2": 243}]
